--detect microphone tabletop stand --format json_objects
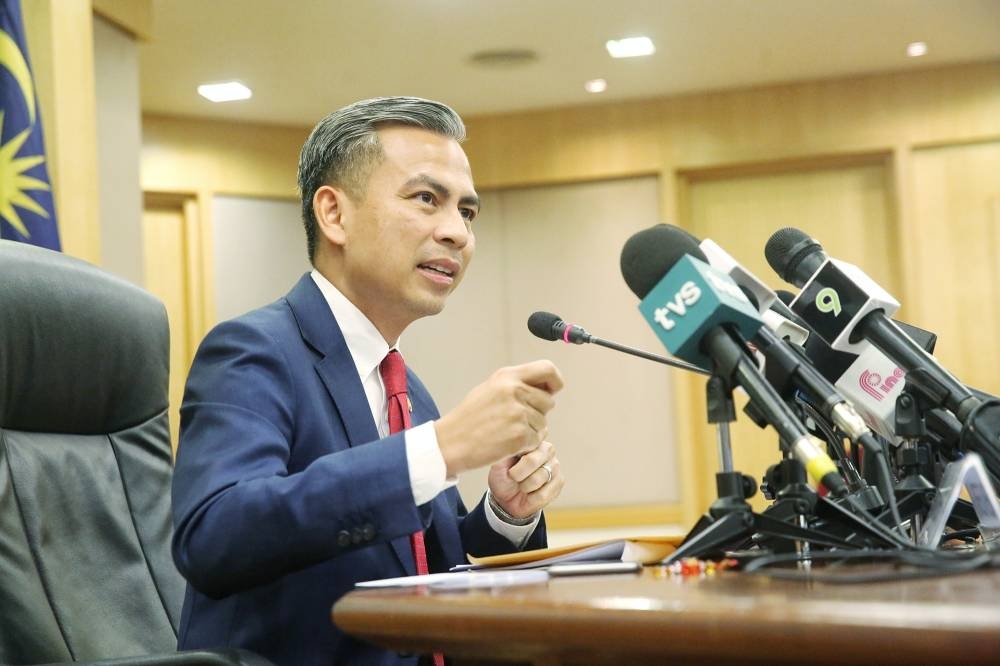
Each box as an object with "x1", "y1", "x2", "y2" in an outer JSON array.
[
  {"x1": 758, "y1": 458, "x2": 818, "y2": 559},
  {"x1": 892, "y1": 388, "x2": 939, "y2": 541},
  {"x1": 758, "y1": 458, "x2": 899, "y2": 552},
  {"x1": 665, "y1": 376, "x2": 858, "y2": 565},
  {"x1": 890, "y1": 387, "x2": 982, "y2": 542}
]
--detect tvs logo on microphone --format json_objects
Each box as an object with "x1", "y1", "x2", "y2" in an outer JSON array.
[{"x1": 859, "y1": 367, "x2": 904, "y2": 401}]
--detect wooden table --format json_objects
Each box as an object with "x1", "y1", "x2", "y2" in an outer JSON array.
[{"x1": 333, "y1": 565, "x2": 1000, "y2": 665}]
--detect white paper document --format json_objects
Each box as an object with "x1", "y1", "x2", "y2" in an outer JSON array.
[{"x1": 356, "y1": 569, "x2": 549, "y2": 589}]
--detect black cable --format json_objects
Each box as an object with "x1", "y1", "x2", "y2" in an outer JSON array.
[
  {"x1": 797, "y1": 397, "x2": 907, "y2": 539},
  {"x1": 798, "y1": 398, "x2": 848, "y2": 461},
  {"x1": 864, "y1": 435, "x2": 906, "y2": 537},
  {"x1": 843, "y1": 495, "x2": 915, "y2": 550},
  {"x1": 851, "y1": 431, "x2": 863, "y2": 470},
  {"x1": 742, "y1": 548, "x2": 996, "y2": 583}
]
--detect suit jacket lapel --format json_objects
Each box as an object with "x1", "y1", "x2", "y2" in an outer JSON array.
[
  {"x1": 285, "y1": 274, "x2": 378, "y2": 447},
  {"x1": 284, "y1": 275, "x2": 414, "y2": 573}
]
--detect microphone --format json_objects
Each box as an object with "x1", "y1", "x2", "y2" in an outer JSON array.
[
  {"x1": 620, "y1": 226, "x2": 763, "y2": 371},
  {"x1": 620, "y1": 224, "x2": 847, "y2": 496},
  {"x1": 526, "y1": 310, "x2": 710, "y2": 376},
  {"x1": 527, "y1": 311, "x2": 591, "y2": 344},
  {"x1": 766, "y1": 228, "x2": 901, "y2": 355},
  {"x1": 765, "y1": 228, "x2": 980, "y2": 421}
]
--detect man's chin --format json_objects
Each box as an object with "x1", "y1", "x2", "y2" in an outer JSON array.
[{"x1": 409, "y1": 297, "x2": 448, "y2": 321}]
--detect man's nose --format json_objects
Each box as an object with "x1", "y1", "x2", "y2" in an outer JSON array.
[{"x1": 435, "y1": 209, "x2": 471, "y2": 248}]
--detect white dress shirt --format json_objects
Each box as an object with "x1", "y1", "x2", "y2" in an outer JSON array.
[{"x1": 310, "y1": 270, "x2": 538, "y2": 546}]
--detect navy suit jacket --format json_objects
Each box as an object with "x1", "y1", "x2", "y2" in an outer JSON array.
[{"x1": 171, "y1": 275, "x2": 546, "y2": 665}]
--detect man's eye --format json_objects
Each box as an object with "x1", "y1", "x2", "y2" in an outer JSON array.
[
  {"x1": 416, "y1": 192, "x2": 435, "y2": 205},
  {"x1": 460, "y1": 208, "x2": 477, "y2": 222}
]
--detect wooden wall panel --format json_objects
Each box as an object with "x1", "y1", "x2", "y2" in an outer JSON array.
[
  {"x1": 463, "y1": 62, "x2": 1000, "y2": 190},
  {"x1": 910, "y1": 141, "x2": 1000, "y2": 395},
  {"x1": 141, "y1": 114, "x2": 307, "y2": 199},
  {"x1": 142, "y1": 202, "x2": 191, "y2": 453}
]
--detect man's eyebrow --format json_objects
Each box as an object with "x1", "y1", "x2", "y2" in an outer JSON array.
[
  {"x1": 403, "y1": 174, "x2": 480, "y2": 210},
  {"x1": 459, "y1": 193, "x2": 481, "y2": 211}
]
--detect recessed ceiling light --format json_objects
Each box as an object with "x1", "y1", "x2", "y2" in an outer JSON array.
[
  {"x1": 906, "y1": 41, "x2": 928, "y2": 57},
  {"x1": 198, "y1": 81, "x2": 252, "y2": 103},
  {"x1": 606, "y1": 36, "x2": 655, "y2": 59},
  {"x1": 584, "y1": 78, "x2": 608, "y2": 93}
]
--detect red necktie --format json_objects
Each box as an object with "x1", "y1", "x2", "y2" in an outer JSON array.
[
  {"x1": 381, "y1": 352, "x2": 431, "y2": 574},
  {"x1": 380, "y1": 351, "x2": 444, "y2": 666}
]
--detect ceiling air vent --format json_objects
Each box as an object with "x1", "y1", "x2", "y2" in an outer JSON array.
[{"x1": 468, "y1": 49, "x2": 539, "y2": 68}]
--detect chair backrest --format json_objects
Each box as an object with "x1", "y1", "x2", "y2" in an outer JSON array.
[{"x1": 0, "y1": 240, "x2": 184, "y2": 663}]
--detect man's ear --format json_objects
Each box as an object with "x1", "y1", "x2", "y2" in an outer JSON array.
[{"x1": 313, "y1": 185, "x2": 351, "y2": 247}]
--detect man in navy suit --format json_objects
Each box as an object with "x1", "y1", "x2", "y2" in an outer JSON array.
[{"x1": 171, "y1": 97, "x2": 565, "y2": 665}]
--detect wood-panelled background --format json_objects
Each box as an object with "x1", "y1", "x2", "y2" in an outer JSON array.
[{"x1": 141, "y1": 60, "x2": 1000, "y2": 529}]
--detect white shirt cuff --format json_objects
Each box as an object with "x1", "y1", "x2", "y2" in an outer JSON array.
[
  {"x1": 484, "y1": 491, "x2": 541, "y2": 548},
  {"x1": 405, "y1": 421, "x2": 457, "y2": 506}
]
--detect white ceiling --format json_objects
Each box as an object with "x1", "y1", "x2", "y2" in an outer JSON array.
[{"x1": 138, "y1": 0, "x2": 1000, "y2": 127}]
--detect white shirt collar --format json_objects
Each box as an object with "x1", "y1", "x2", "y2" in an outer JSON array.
[{"x1": 310, "y1": 269, "x2": 396, "y2": 382}]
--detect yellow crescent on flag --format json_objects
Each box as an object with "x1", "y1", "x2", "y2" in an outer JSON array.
[{"x1": 0, "y1": 28, "x2": 35, "y2": 123}]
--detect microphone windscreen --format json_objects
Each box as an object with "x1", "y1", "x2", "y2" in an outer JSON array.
[
  {"x1": 527, "y1": 311, "x2": 562, "y2": 341},
  {"x1": 764, "y1": 228, "x2": 825, "y2": 287},
  {"x1": 620, "y1": 224, "x2": 707, "y2": 299}
]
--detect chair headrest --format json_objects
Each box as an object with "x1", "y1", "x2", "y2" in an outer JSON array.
[{"x1": 0, "y1": 241, "x2": 169, "y2": 434}]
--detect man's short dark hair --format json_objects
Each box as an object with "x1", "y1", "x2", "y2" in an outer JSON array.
[{"x1": 297, "y1": 96, "x2": 466, "y2": 262}]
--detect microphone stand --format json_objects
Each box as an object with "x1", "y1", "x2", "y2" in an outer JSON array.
[
  {"x1": 664, "y1": 376, "x2": 864, "y2": 565},
  {"x1": 888, "y1": 386, "x2": 982, "y2": 543},
  {"x1": 893, "y1": 388, "x2": 937, "y2": 540}
]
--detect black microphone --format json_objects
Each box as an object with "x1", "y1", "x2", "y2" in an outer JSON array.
[
  {"x1": 765, "y1": 227, "x2": 980, "y2": 421},
  {"x1": 526, "y1": 310, "x2": 710, "y2": 376},
  {"x1": 527, "y1": 311, "x2": 591, "y2": 344},
  {"x1": 765, "y1": 228, "x2": 1000, "y2": 480},
  {"x1": 620, "y1": 224, "x2": 847, "y2": 496}
]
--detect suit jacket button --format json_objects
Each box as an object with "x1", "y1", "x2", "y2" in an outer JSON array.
[
  {"x1": 337, "y1": 530, "x2": 351, "y2": 548},
  {"x1": 362, "y1": 523, "x2": 376, "y2": 541},
  {"x1": 351, "y1": 527, "x2": 364, "y2": 545}
]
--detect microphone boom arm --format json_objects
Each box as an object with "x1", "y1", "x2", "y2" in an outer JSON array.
[{"x1": 588, "y1": 335, "x2": 711, "y2": 376}]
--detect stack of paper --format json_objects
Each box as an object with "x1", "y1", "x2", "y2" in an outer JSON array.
[{"x1": 462, "y1": 536, "x2": 681, "y2": 571}]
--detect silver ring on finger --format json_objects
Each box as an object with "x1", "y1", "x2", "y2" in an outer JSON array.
[{"x1": 541, "y1": 462, "x2": 553, "y2": 485}]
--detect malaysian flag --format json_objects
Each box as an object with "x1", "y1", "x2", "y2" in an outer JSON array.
[{"x1": 0, "y1": 0, "x2": 60, "y2": 250}]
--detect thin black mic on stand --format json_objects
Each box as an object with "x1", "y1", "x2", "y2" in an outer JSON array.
[
  {"x1": 527, "y1": 311, "x2": 592, "y2": 344},
  {"x1": 526, "y1": 311, "x2": 710, "y2": 376}
]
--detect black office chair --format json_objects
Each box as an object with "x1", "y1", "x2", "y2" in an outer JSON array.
[{"x1": 0, "y1": 241, "x2": 271, "y2": 666}]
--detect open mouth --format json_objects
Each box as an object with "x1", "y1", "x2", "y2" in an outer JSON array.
[{"x1": 418, "y1": 264, "x2": 455, "y2": 277}]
